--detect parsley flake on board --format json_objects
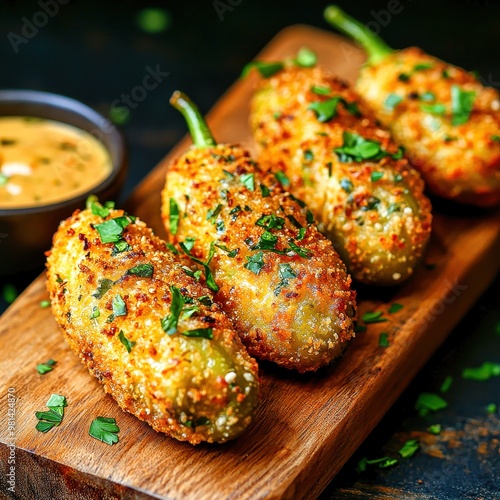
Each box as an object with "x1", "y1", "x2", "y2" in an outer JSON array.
[
  {"x1": 241, "y1": 60, "x2": 284, "y2": 78},
  {"x1": 388, "y1": 303, "x2": 404, "y2": 314},
  {"x1": 356, "y1": 456, "x2": 398, "y2": 473},
  {"x1": 35, "y1": 394, "x2": 67, "y2": 433},
  {"x1": 379, "y1": 333, "x2": 389, "y2": 347},
  {"x1": 39, "y1": 299, "x2": 51, "y2": 308},
  {"x1": 36, "y1": 359, "x2": 56, "y2": 375},
  {"x1": 118, "y1": 330, "x2": 135, "y2": 353},
  {"x1": 362, "y1": 311, "x2": 387, "y2": 324},
  {"x1": 295, "y1": 47, "x2": 317, "y2": 68},
  {"x1": 486, "y1": 403, "x2": 497, "y2": 414},
  {"x1": 89, "y1": 416, "x2": 120, "y2": 445}
]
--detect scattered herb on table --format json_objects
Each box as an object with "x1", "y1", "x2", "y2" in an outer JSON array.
[
  {"x1": 36, "y1": 359, "x2": 56, "y2": 375},
  {"x1": 398, "y1": 439, "x2": 420, "y2": 458},
  {"x1": 427, "y1": 424, "x2": 442, "y2": 435},
  {"x1": 440, "y1": 376, "x2": 453, "y2": 393},
  {"x1": 415, "y1": 392, "x2": 448, "y2": 416},
  {"x1": 35, "y1": 394, "x2": 67, "y2": 433},
  {"x1": 462, "y1": 362, "x2": 500, "y2": 381},
  {"x1": 388, "y1": 303, "x2": 404, "y2": 314},
  {"x1": 2, "y1": 283, "x2": 17, "y2": 304},
  {"x1": 379, "y1": 332, "x2": 390, "y2": 347},
  {"x1": 89, "y1": 416, "x2": 120, "y2": 445},
  {"x1": 362, "y1": 311, "x2": 388, "y2": 324},
  {"x1": 486, "y1": 403, "x2": 497, "y2": 414}
]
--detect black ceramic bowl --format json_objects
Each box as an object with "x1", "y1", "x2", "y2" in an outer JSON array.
[{"x1": 0, "y1": 90, "x2": 128, "y2": 275}]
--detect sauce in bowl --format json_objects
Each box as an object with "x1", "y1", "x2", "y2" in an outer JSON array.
[{"x1": 0, "y1": 116, "x2": 112, "y2": 208}]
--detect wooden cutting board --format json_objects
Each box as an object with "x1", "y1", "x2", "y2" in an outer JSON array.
[{"x1": 1, "y1": 25, "x2": 500, "y2": 500}]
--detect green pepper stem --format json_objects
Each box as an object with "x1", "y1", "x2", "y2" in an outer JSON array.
[
  {"x1": 169, "y1": 91, "x2": 216, "y2": 148},
  {"x1": 324, "y1": 5, "x2": 394, "y2": 65}
]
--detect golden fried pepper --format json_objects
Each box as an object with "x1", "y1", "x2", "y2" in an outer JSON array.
[
  {"x1": 46, "y1": 199, "x2": 259, "y2": 444},
  {"x1": 325, "y1": 5, "x2": 500, "y2": 206},
  {"x1": 250, "y1": 66, "x2": 432, "y2": 285},
  {"x1": 161, "y1": 91, "x2": 356, "y2": 372}
]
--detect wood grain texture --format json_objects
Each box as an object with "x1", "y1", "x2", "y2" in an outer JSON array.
[{"x1": 1, "y1": 25, "x2": 500, "y2": 500}]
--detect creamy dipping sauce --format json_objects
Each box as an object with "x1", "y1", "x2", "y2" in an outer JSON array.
[{"x1": 0, "y1": 116, "x2": 112, "y2": 208}]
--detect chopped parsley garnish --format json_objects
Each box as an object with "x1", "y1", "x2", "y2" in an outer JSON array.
[
  {"x1": 260, "y1": 184, "x2": 270, "y2": 197},
  {"x1": 311, "y1": 84, "x2": 331, "y2": 95},
  {"x1": 94, "y1": 216, "x2": 133, "y2": 244},
  {"x1": 415, "y1": 392, "x2": 448, "y2": 416},
  {"x1": 89, "y1": 416, "x2": 120, "y2": 445},
  {"x1": 362, "y1": 311, "x2": 387, "y2": 324},
  {"x1": 0, "y1": 173, "x2": 8, "y2": 186},
  {"x1": 398, "y1": 439, "x2": 420, "y2": 458},
  {"x1": 289, "y1": 193, "x2": 306, "y2": 207},
  {"x1": 388, "y1": 303, "x2": 403, "y2": 314},
  {"x1": 286, "y1": 214, "x2": 302, "y2": 229},
  {"x1": 334, "y1": 131, "x2": 404, "y2": 163},
  {"x1": 181, "y1": 328, "x2": 213, "y2": 339},
  {"x1": 356, "y1": 456, "x2": 398, "y2": 473},
  {"x1": 306, "y1": 209, "x2": 314, "y2": 224},
  {"x1": 256, "y1": 213, "x2": 285, "y2": 230},
  {"x1": 420, "y1": 103, "x2": 446, "y2": 116},
  {"x1": 36, "y1": 359, "x2": 56, "y2": 375},
  {"x1": 451, "y1": 85, "x2": 476, "y2": 125},
  {"x1": 118, "y1": 330, "x2": 135, "y2": 353},
  {"x1": 361, "y1": 197, "x2": 381, "y2": 211},
  {"x1": 161, "y1": 285, "x2": 185, "y2": 335},
  {"x1": 288, "y1": 239, "x2": 311, "y2": 259},
  {"x1": 241, "y1": 60, "x2": 284, "y2": 78},
  {"x1": 340, "y1": 178, "x2": 354, "y2": 193},
  {"x1": 165, "y1": 242, "x2": 179, "y2": 254},
  {"x1": 296, "y1": 227, "x2": 306, "y2": 240},
  {"x1": 35, "y1": 394, "x2": 67, "y2": 433},
  {"x1": 354, "y1": 324, "x2": 367, "y2": 333},
  {"x1": 274, "y1": 170, "x2": 290, "y2": 187},
  {"x1": 274, "y1": 263, "x2": 298, "y2": 296},
  {"x1": 182, "y1": 236, "x2": 196, "y2": 252},
  {"x1": 86, "y1": 196, "x2": 115, "y2": 218},
  {"x1": 180, "y1": 241, "x2": 219, "y2": 292},
  {"x1": 371, "y1": 171, "x2": 384, "y2": 182},
  {"x1": 384, "y1": 93, "x2": 403, "y2": 111},
  {"x1": 244, "y1": 252, "x2": 265, "y2": 275},
  {"x1": 216, "y1": 219, "x2": 225, "y2": 233},
  {"x1": 440, "y1": 376, "x2": 453, "y2": 393},
  {"x1": 112, "y1": 240, "x2": 131, "y2": 255},
  {"x1": 40, "y1": 299, "x2": 51, "y2": 308},
  {"x1": 303, "y1": 149, "x2": 314, "y2": 162},
  {"x1": 295, "y1": 47, "x2": 317, "y2": 68},
  {"x1": 112, "y1": 294, "x2": 127, "y2": 317},
  {"x1": 169, "y1": 198, "x2": 180, "y2": 235},
  {"x1": 462, "y1": 361, "x2": 500, "y2": 381},
  {"x1": 240, "y1": 173, "x2": 255, "y2": 191},
  {"x1": 182, "y1": 266, "x2": 202, "y2": 281},
  {"x1": 206, "y1": 204, "x2": 223, "y2": 222},
  {"x1": 3, "y1": 283, "x2": 17, "y2": 304},
  {"x1": 308, "y1": 95, "x2": 360, "y2": 122},
  {"x1": 491, "y1": 135, "x2": 500, "y2": 142},
  {"x1": 126, "y1": 263, "x2": 154, "y2": 278},
  {"x1": 253, "y1": 231, "x2": 279, "y2": 251},
  {"x1": 214, "y1": 242, "x2": 239, "y2": 258},
  {"x1": 487, "y1": 403, "x2": 497, "y2": 414},
  {"x1": 90, "y1": 306, "x2": 100, "y2": 319},
  {"x1": 421, "y1": 91, "x2": 435, "y2": 102},
  {"x1": 92, "y1": 278, "x2": 114, "y2": 299},
  {"x1": 414, "y1": 62, "x2": 434, "y2": 71},
  {"x1": 427, "y1": 424, "x2": 442, "y2": 435},
  {"x1": 379, "y1": 333, "x2": 389, "y2": 347}
]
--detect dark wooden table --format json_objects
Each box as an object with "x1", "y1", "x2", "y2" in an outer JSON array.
[{"x1": 1, "y1": 1, "x2": 499, "y2": 498}]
